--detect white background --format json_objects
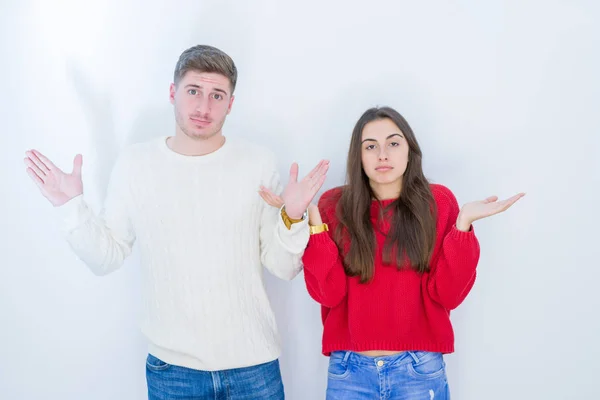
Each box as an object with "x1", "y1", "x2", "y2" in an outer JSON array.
[{"x1": 1, "y1": 0, "x2": 598, "y2": 399}]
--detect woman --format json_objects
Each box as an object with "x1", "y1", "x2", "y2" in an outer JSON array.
[{"x1": 260, "y1": 106, "x2": 524, "y2": 399}]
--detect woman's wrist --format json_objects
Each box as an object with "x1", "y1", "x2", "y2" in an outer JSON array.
[{"x1": 308, "y1": 204, "x2": 322, "y2": 225}]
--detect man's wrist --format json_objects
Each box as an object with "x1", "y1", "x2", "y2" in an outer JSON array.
[
  {"x1": 283, "y1": 206, "x2": 304, "y2": 220},
  {"x1": 281, "y1": 206, "x2": 307, "y2": 230}
]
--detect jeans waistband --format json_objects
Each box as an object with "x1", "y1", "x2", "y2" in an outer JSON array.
[{"x1": 330, "y1": 350, "x2": 437, "y2": 368}]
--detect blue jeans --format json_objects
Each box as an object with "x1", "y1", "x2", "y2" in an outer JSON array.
[
  {"x1": 146, "y1": 354, "x2": 285, "y2": 400},
  {"x1": 326, "y1": 351, "x2": 450, "y2": 400}
]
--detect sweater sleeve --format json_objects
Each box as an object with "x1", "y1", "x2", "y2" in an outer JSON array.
[
  {"x1": 55, "y1": 151, "x2": 136, "y2": 276},
  {"x1": 301, "y1": 189, "x2": 348, "y2": 308},
  {"x1": 258, "y1": 153, "x2": 309, "y2": 281},
  {"x1": 426, "y1": 185, "x2": 480, "y2": 310}
]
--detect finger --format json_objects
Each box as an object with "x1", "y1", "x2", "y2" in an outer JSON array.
[
  {"x1": 24, "y1": 157, "x2": 46, "y2": 179},
  {"x1": 511, "y1": 192, "x2": 526, "y2": 201},
  {"x1": 259, "y1": 191, "x2": 277, "y2": 206},
  {"x1": 267, "y1": 192, "x2": 284, "y2": 207},
  {"x1": 310, "y1": 171, "x2": 327, "y2": 189},
  {"x1": 315, "y1": 161, "x2": 330, "y2": 178},
  {"x1": 258, "y1": 191, "x2": 272, "y2": 204},
  {"x1": 32, "y1": 150, "x2": 57, "y2": 170},
  {"x1": 26, "y1": 151, "x2": 51, "y2": 174},
  {"x1": 259, "y1": 188, "x2": 281, "y2": 206},
  {"x1": 307, "y1": 160, "x2": 331, "y2": 182},
  {"x1": 498, "y1": 193, "x2": 525, "y2": 209},
  {"x1": 26, "y1": 167, "x2": 45, "y2": 187},
  {"x1": 30, "y1": 150, "x2": 56, "y2": 172},
  {"x1": 273, "y1": 195, "x2": 284, "y2": 205},
  {"x1": 499, "y1": 193, "x2": 525, "y2": 205},
  {"x1": 309, "y1": 174, "x2": 327, "y2": 196},
  {"x1": 306, "y1": 160, "x2": 326, "y2": 180},
  {"x1": 289, "y1": 163, "x2": 299, "y2": 184},
  {"x1": 72, "y1": 154, "x2": 83, "y2": 176},
  {"x1": 266, "y1": 193, "x2": 284, "y2": 208},
  {"x1": 264, "y1": 192, "x2": 278, "y2": 205},
  {"x1": 308, "y1": 162, "x2": 330, "y2": 186},
  {"x1": 482, "y1": 196, "x2": 498, "y2": 204},
  {"x1": 260, "y1": 185, "x2": 277, "y2": 198}
]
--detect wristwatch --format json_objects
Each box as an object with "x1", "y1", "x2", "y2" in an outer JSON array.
[
  {"x1": 280, "y1": 205, "x2": 308, "y2": 230},
  {"x1": 309, "y1": 223, "x2": 329, "y2": 235}
]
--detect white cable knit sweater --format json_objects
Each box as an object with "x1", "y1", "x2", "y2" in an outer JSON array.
[{"x1": 56, "y1": 136, "x2": 309, "y2": 371}]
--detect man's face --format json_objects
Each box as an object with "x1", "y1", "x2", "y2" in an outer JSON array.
[{"x1": 170, "y1": 70, "x2": 235, "y2": 140}]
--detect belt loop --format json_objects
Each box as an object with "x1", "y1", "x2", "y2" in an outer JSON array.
[
  {"x1": 408, "y1": 351, "x2": 420, "y2": 364},
  {"x1": 342, "y1": 351, "x2": 351, "y2": 366}
]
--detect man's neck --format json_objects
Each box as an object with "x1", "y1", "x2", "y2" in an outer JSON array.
[{"x1": 168, "y1": 133, "x2": 226, "y2": 156}]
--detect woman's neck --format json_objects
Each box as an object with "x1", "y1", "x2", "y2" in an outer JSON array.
[{"x1": 370, "y1": 179, "x2": 402, "y2": 201}]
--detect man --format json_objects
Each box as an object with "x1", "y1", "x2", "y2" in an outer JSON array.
[{"x1": 24, "y1": 44, "x2": 328, "y2": 399}]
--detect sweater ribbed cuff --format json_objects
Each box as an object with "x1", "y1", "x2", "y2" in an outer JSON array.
[
  {"x1": 274, "y1": 216, "x2": 309, "y2": 254},
  {"x1": 303, "y1": 232, "x2": 341, "y2": 279},
  {"x1": 54, "y1": 194, "x2": 91, "y2": 232}
]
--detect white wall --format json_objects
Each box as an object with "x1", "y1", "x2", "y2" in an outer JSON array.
[{"x1": 2, "y1": 1, "x2": 599, "y2": 399}]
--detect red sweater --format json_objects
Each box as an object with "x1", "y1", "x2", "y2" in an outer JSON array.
[{"x1": 302, "y1": 184, "x2": 480, "y2": 356}]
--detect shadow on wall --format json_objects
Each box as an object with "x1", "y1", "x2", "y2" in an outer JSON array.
[
  {"x1": 65, "y1": 60, "x2": 119, "y2": 203},
  {"x1": 127, "y1": 105, "x2": 174, "y2": 146},
  {"x1": 65, "y1": 59, "x2": 175, "y2": 197}
]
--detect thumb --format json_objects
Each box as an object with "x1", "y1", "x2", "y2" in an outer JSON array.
[
  {"x1": 289, "y1": 162, "x2": 299, "y2": 183},
  {"x1": 482, "y1": 195, "x2": 498, "y2": 204},
  {"x1": 72, "y1": 154, "x2": 83, "y2": 176}
]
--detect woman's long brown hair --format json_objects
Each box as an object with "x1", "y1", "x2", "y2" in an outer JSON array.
[{"x1": 335, "y1": 107, "x2": 437, "y2": 283}]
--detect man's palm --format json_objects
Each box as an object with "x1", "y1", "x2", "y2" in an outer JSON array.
[
  {"x1": 280, "y1": 160, "x2": 329, "y2": 219},
  {"x1": 25, "y1": 150, "x2": 84, "y2": 206}
]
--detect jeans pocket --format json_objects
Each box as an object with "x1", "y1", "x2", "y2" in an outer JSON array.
[
  {"x1": 406, "y1": 352, "x2": 446, "y2": 380},
  {"x1": 327, "y1": 352, "x2": 351, "y2": 380},
  {"x1": 146, "y1": 354, "x2": 172, "y2": 372}
]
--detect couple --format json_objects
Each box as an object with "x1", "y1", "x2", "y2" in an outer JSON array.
[{"x1": 24, "y1": 45, "x2": 523, "y2": 400}]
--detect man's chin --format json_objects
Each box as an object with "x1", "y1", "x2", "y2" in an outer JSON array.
[{"x1": 186, "y1": 129, "x2": 219, "y2": 140}]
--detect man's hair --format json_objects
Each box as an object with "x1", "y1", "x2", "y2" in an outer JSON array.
[{"x1": 173, "y1": 45, "x2": 238, "y2": 93}]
